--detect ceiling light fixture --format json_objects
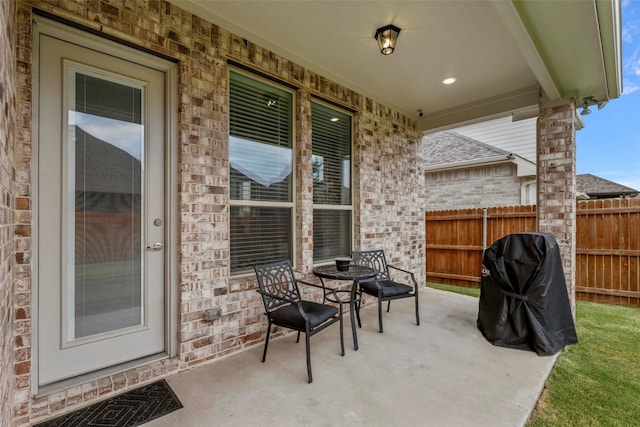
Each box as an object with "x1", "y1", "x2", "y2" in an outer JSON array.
[
  {"x1": 442, "y1": 77, "x2": 456, "y2": 85},
  {"x1": 374, "y1": 24, "x2": 401, "y2": 55}
]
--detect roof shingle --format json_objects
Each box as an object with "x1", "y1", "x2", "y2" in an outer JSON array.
[
  {"x1": 576, "y1": 174, "x2": 639, "y2": 198},
  {"x1": 420, "y1": 131, "x2": 510, "y2": 167}
]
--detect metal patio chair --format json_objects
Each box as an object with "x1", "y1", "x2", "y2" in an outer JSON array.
[
  {"x1": 254, "y1": 260, "x2": 344, "y2": 383},
  {"x1": 352, "y1": 249, "x2": 420, "y2": 333}
]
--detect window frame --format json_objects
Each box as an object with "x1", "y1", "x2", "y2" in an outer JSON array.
[
  {"x1": 228, "y1": 68, "x2": 297, "y2": 275},
  {"x1": 311, "y1": 99, "x2": 354, "y2": 264}
]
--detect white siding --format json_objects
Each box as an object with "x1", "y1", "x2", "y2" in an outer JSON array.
[{"x1": 453, "y1": 116, "x2": 537, "y2": 163}]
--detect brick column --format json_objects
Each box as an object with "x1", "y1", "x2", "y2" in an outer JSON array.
[
  {"x1": 536, "y1": 102, "x2": 577, "y2": 316},
  {"x1": 295, "y1": 89, "x2": 314, "y2": 272}
]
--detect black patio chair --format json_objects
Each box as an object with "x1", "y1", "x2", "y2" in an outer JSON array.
[
  {"x1": 352, "y1": 249, "x2": 420, "y2": 333},
  {"x1": 254, "y1": 260, "x2": 344, "y2": 383}
]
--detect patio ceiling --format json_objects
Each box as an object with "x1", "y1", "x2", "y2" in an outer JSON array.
[{"x1": 172, "y1": 0, "x2": 622, "y2": 133}]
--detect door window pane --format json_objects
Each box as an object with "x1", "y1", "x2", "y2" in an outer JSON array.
[{"x1": 70, "y1": 71, "x2": 144, "y2": 339}]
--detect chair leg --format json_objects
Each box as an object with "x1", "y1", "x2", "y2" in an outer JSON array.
[
  {"x1": 377, "y1": 298, "x2": 384, "y2": 333},
  {"x1": 415, "y1": 293, "x2": 420, "y2": 326},
  {"x1": 387, "y1": 300, "x2": 391, "y2": 312},
  {"x1": 296, "y1": 331, "x2": 301, "y2": 343},
  {"x1": 356, "y1": 297, "x2": 362, "y2": 328},
  {"x1": 305, "y1": 333, "x2": 313, "y2": 383},
  {"x1": 348, "y1": 301, "x2": 358, "y2": 351},
  {"x1": 262, "y1": 322, "x2": 272, "y2": 363}
]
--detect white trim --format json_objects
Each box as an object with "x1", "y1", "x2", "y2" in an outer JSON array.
[
  {"x1": 165, "y1": 56, "x2": 179, "y2": 360},
  {"x1": 422, "y1": 155, "x2": 511, "y2": 172},
  {"x1": 490, "y1": 0, "x2": 560, "y2": 101},
  {"x1": 521, "y1": 180, "x2": 537, "y2": 205},
  {"x1": 31, "y1": 15, "x2": 42, "y2": 399},
  {"x1": 423, "y1": 154, "x2": 536, "y2": 177},
  {"x1": 418, "y1": 86, "x2": 539, "y2": 133},
  {"x1": 513, "y1": 156, "x2": 537, "y2": 177}
]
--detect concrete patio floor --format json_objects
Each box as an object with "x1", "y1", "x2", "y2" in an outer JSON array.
[{"x1": 147, "y1": 288, "x2": 557, "y2": 427}]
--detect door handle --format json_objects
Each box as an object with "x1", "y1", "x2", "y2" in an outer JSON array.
[{"x1": 146, "y1": 242, "x2": 163, "y2": 251}]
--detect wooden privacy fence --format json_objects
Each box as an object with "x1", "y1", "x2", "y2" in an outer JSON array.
[{"x1": 426, "y1": 199, "x2": 640, "y2": 307}]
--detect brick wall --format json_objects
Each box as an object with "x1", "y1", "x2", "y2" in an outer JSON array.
[
  {"x1": 537, "y1": 103, "x2": 577, "y2": 315},
  {"x1": 424, "y1": 164, "x2": 526, "y2": 210},
  {"x1": 356, "y1": 102, "x2": 424, "y2": 266},
  {"x1": 0, "y1": 0, "x2": 16, "y2": 425},
  {"x1": 13, "y1": 2, "x2": 34, "y2": 423},
  {"x1": 12, "y1": 1, "x2": 424, "y2": 423}
]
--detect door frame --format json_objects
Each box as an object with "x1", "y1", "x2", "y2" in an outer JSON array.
[{"x1": 31, "y1": 16, "x2": 179, "y2": 394}]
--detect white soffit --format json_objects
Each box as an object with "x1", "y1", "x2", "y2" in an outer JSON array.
[{"x1": 172, "y1": 0, "x2": 621, "y2": 131}]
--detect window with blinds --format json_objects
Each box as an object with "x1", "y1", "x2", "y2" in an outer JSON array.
[
  {"x1": 311, "y1": 101, "x2": 352, "y2": 262},
  {"x1": 229, "y1": 71, "x2": 294, "y2": 273}
]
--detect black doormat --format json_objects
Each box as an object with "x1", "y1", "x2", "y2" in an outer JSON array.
[{"x1": 35, "y1": 379, "x2": 183, "y2": 427}]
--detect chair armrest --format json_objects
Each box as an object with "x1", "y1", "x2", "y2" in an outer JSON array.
[
  {"x1": 293, "y1": 272, "x2": 327, "y2": 292},
  {"x1": 297, "y1": 278, "x2": 325, "y2": 290},
  {"x1": 388, "y1": 265, "x2": 419, "y2": 288},
  {"x1": 297, "y1": 279, "x2": 344, "y2": 304}
]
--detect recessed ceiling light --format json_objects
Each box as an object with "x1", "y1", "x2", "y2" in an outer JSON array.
[{"x1": 442, "y1": 77, "x2": 457, "y2": 85}]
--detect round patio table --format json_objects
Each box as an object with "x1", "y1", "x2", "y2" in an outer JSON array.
[{"x1": 313, "y1": 264, "x2": 377, "y2": 352}]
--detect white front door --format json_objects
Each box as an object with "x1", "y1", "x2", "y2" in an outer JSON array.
[{"x1": 37, "y1": 27, "x2": 167, "y2": 385}]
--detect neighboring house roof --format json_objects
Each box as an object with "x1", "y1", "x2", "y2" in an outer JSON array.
[
  {"x1": 420, "y1": 131, "x2": 536, "y2": 177},
  {"x1": 576, "y1": 174, "x2": 639, "y2": 198},
  {"x1": 75, "y1": 126, "x2": 141, "y2": 195}
]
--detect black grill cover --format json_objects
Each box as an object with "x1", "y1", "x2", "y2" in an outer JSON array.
[{"x1": 477, "y1": 232, "x2": 578, "y2": 355}]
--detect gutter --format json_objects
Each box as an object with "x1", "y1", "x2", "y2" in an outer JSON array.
[{"x1": 423, "y1": 154, "x2": 536, "y2": 177}]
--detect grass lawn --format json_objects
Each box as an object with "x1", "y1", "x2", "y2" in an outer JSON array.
[{"x1": 426, "y1": 283, "x2": 640, "y2": 426}]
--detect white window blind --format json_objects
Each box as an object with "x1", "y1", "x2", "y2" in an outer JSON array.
[
  {"x1": 229, "y1": 71, "x2": 294, "y2": 273},
  {"x1": 311, "y1": 101, "x2": 352, "y2": 262}
]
